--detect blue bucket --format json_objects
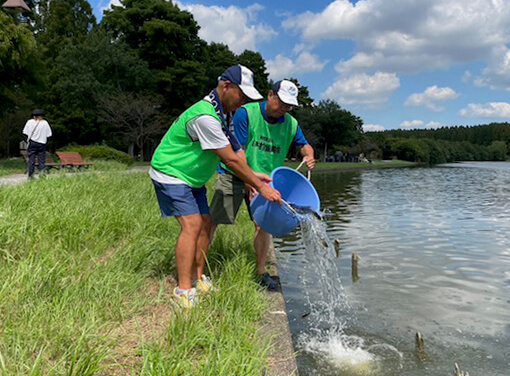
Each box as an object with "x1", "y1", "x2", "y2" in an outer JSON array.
[{"x1": 250, "y1": 166, "x2": 320, "y2": 236}]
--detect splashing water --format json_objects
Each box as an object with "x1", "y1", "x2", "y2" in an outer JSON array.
[{"x1": 293, "y1": 214, "x2": 402, "y2": 375}]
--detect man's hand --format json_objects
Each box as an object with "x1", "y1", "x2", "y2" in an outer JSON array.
[
  {"x1": 245, "y1": 184, "x2": 257, "y2": 200},
  {"x1": 254, "y1": 171, "x2": 272, "y2": 184},
  {"x1": 304, "y1": 155, "x2": 316, "y2": 170},
  {"x1": 258, "y1": 184, "x2": 282, "y2": 203}
]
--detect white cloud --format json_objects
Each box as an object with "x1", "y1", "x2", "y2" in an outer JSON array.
[
  {"x1": 400, "y1": 120, "x2": 443, "y2": 129},
  {"x1": 293, "y1": 44, "x2": 306, "y2": 54},
  {"x1": 102, "y1": 0, "x2": 121, "y2": 11},
  {"x1": 459, "y1": 102, "x2": 510, "y2": 118},
  {"x1": 474, "y1": 45, "x2": 510, "y2": 91},
  {"x1": 426, "y1": 121, "x2": 443, "y2": 129},
  {"x1": 266, "y1": 51, "x2": 327, "y2": 79},
  {"x1": 405, "y1": 86, "x2": 458, "y2": 111},
  {"x1": 284, "y1": 0, "x2": 510, "y2": 76},
  {"x1": 321, "y1": 71, "x2": 400, "y2": 107},
  {"x1": 363, "y1": 124, "x2": 385, "y2": 132},
  {"x1": 461, "y1": 70, "x2": 472, "y2": 83},
  {"x1": 175, "y1": 2, "x2": 276, "y2": 54},
  {"x1": 400, "y1": 120, "x2": 425, "y2": 129}
]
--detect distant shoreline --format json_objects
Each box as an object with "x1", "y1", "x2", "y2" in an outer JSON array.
[{"x1": 284, "y1": 159, "x2": 417, "y2": 173}]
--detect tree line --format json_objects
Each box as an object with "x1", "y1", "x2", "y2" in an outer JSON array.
[
  {"x1": 0, "y1": 0, "x2": 362, "y2": 160},
  {"x1": 1, "y1": 0, "x2": 508, "y2": 164},
  {"x1": 365, "y1": 123, "x2": 510, "y2": 163}
]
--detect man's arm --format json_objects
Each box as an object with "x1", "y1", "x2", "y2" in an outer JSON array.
[
  {"x1": 293, "y1": 125, "x2": 315, "y2": 170},
  {"x1": 213, "y1": 146, "x2": 281, "y2": 203},
  {"x1": 299, "y1": 144, "x2": 316, "y2": 170}
]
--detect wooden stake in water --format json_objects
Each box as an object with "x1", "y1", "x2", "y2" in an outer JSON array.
[
  {"x1": 351, "y1": 253, "x2": 359, "y2": 282},
  {"x1": 334, "y1": 238, "x2": 341, "y2": 257},
  {"x1": 454, "y1": 363, "x2": 470, "y2": 376},
  {"x1": 415, "y1": 332, "x2": 425, "y2": 352},
  {"x1": 415, "y1": 332, "x2": 427, "y2": 361}
]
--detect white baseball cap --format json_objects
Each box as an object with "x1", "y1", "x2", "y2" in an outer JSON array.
[
  {"x1": 219, "y1": 65, "x2": 263, "y2": 100},
  {"x1": 272, "y1": 80, "x2": 299, "y2": 106}
]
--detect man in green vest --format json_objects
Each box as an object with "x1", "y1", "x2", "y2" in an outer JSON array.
[
  {"x1": 150, "y1": 65, "x2": 282, "y2": 308},
  {"x1": 209, "y1": 79, "x2": 315, "y2": 290}
]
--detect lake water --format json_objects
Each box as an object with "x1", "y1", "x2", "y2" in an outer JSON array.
[{"x1": 274, "y1": 162, "x2": 510, "y2": 376}]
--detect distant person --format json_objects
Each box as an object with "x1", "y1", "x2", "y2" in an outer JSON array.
[
  {"x1": 150, "y1": 65, "x2": 282, "y2": 308},
  {"x1": 22, "y1": 109, "x2": 52, "y2": 179},
  {"x1": 209, "y1": 80, "x2": 315, "y2": 290}
]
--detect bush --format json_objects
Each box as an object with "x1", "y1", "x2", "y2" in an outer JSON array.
[
  {"x1": 60, "y1": 145, "x2": 134, "y2": 165},
  {"x1": 488, "y1": 141, "x2": 507, "y2": 161}
]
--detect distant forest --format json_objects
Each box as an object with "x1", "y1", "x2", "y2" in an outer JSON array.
[
  {"x1": 1, "y1": 0, "x2": 509, "y2": 164},
  {"x1": 364, "y1": 122, "x2": 510, "y2": 164}
]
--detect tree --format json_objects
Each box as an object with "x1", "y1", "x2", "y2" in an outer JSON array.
[
  {"x1": 43, "y1": 29, "x2": 153, "y2": 147},
  {"x1": 488, "y1": 140, "x2": 507, "y2": 161},
  {"x1": 295, "y1": 100, "x2": 363, "y2": 159},
  {"x1": 102, "y1": 0, "x2": 208, "y2": 114},
  {"x1": 35, "y1": 0, "x2": 96, "y2": 61},
  {"x1": 0, "y1": 11, "x2": 39, "y2": 117},
  {"x1": 98, "y1": 92, "x2": 167, "y2": 161},
  {"x1": 156, "y1": 60, "x2": 209, "y2": 116},
  {"x1": 202, "y1": 42, "x2": 237, "y2": 89},
  {"x1": 0, "y1": 94, "x2": 33, "y2": 157},
  {"x1": 103, "y1": 0, "x2": 204, "y2": 69}
]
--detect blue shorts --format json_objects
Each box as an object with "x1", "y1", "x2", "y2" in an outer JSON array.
[{"x1": 152, "y1": 180, "x2": 210, "y2": 217}]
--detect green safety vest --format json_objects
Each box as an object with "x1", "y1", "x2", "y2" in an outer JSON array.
[
  {"x1": 226, "y1": 102, "x2": 298, "y2": 176},
  {"x1": 151, "y1": 100, "x2": 222, "y2": 188}
]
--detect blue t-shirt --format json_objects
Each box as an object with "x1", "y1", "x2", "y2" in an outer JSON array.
[
  {"x1": 234, "y1": 102, "x2": 308, "y2": 147},
  {"x1": 217, "y1": 101, "x2": 308, "y2": 173}
]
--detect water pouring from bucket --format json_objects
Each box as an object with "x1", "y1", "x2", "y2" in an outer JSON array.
[{"x1": 250, "y1": 166, "x2": 321, "y2": 236}]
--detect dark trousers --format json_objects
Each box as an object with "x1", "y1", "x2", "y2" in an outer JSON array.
[{"x1": 27, "y1": 141, "x2": 47, "y2": 177}]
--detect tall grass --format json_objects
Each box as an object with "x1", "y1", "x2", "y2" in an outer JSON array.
[
  {"x1": 0, "y1": 172, "x2": 270, "y2": 375},
  {"x1": 0, "y1": 158, "x2": 24, "y2": 177}
]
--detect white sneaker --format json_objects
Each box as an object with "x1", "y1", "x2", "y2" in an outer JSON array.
[
  {"x1": 173, "y1": 287, "x2": 198, "y2": 309},
  {"x1": 195, "y1": 275, "x2": 213, "y2": 294}
]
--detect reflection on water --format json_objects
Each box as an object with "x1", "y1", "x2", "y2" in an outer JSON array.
[{"x1": 275, "y1": 163, "x2": 510, "y2": 375}]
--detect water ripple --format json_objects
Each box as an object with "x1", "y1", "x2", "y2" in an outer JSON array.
[{"x1": 277, "y1": 163, "x2": 510, "y2": 375}]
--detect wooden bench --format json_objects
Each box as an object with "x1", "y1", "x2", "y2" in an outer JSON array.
[
  {"x1": 56, "y1": 152, "x2": 93, "y2": 169},
  {"x1": 20, "y1": 149, "x2": 62, "y2": 172}
]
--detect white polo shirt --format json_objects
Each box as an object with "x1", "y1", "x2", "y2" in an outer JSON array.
[{"x1": 23, "y1": 119, "x2": 52, "y2": 144}]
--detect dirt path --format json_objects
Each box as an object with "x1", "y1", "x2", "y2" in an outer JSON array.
[
  {"x1": 101, "y1": 276, "x2": 176, "y2": 376},
  {"x1": 0, "y1": 173, "x2": 27, "y2": 186},
  {"x1": 0, "y1": 166, "x2": 150, "y2": 187}
]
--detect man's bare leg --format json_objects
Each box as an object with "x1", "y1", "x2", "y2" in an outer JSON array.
[
  {"x1": 175, "y1": 214, "x2": 202, "y2": 290},
  {"x1": 195, "y1": 214, "x2": 212, "y2": 279},
  {"x1": 254, "y1": 226, "x2": 271, "y2": 275}
]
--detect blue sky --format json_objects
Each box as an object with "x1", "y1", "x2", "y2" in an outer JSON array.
[{"x1": 90, "y1": 0, "x2": 510, "y2": 131}]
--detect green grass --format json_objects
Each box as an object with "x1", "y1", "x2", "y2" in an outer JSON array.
[
  {"x1": 284, "y1": 159, "x2": 415, "y2": 171},
  {"x1": 0, "y1": 172, "x2": 269, "y2": 375},
  {"x1": 0, "y1": 158, "x2": 25, "y2": 177}
]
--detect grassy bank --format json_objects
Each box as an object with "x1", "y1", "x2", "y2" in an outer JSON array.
[
  {"x1": 284, "y1": 159, "x2": 416, "y2": 171},
  {"x1": 0, "y1": 172, "x2": 269, "y2": 375},
  {"x1": 1, "y1": 158, "x2": 416, "y2": 178}
]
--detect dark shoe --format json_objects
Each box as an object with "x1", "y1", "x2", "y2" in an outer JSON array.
[{"x1": 260, "y1": 273, "x2": 278, "y2": 290}]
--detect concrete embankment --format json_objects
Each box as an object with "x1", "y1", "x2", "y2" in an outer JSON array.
[{"x1": 262, "y1": 241, "x2": 299, "y2": 376}]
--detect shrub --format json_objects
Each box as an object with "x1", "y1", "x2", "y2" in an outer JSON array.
[{"x1": 60, "y1": 145, "x2": 134, "y2": 165}]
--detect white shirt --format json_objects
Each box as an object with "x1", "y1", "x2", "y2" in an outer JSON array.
[
  {"x1": 23, "y1": 119, "x2": 52, "y2": 144},
  {"x1": 150, "y1": 114, "x2": 229, "y2": 185}
]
